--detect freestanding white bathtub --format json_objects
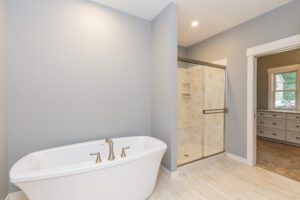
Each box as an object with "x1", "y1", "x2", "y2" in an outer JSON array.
[{"x1": 10, "y1": 136, "x2": 167, "y2": 200}]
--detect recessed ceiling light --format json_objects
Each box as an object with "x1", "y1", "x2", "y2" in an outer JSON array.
[{"x1": 191, "y1": 21, "x2": 199, "y2": 27}]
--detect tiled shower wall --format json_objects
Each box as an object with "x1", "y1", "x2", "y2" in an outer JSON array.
[{"x1": 177, "y1": 65, "x2": 204, "y2": 165}]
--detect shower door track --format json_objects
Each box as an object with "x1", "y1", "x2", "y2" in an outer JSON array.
[{"x1": 177, "y1": 151, "x2": 226, "y2": 167}]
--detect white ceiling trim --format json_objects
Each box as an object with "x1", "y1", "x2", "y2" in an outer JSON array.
[
  {"x1": 90, "y1": 0, "x2": 178, "y2": 21},
  {"x1": 90, "y1": 0, "x2": 293, "y2": 47}
]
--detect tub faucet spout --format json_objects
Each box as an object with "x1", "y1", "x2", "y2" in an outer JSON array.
[{"x1": 105, "y1": 138, "x2": 115, "y2": 161}]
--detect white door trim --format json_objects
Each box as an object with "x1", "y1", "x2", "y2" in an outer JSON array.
[{"x1": 246, "y1": 34, "x2": 300, "y2": 166}]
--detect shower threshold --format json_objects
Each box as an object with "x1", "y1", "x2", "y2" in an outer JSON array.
[{"x1": 177, "y1": 151, "x2": 225, "y2": 167}]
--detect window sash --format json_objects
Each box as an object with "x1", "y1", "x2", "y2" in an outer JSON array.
[
  {"x1": 274, "y1": 89, "x2": 296, "y2": 92},
  {"x1": 274, "y1": 71, "x2": 297, "y2": 82},
  {"x1": 273, "y1": 72, "x2": 297, "y2": 110},
  {"x1": 267, "y1": 65, "x2": 300, "y2": 111}
]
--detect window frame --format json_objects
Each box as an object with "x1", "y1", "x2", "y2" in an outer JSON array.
[
  {"x1": 268, "y1": 65, "x2": 300, "y2": 110},
  {"x1": 273, "y1": 71, "x2": 297, "y2": 110}
]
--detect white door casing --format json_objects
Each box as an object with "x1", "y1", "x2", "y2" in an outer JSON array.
[{"x1": 246, "y1": 34, "x2": 300, "y2": 166}]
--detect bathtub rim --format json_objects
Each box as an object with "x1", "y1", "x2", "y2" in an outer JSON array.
[{"x1": 10, "y1": 136, "x2": 167, "y2": 183}]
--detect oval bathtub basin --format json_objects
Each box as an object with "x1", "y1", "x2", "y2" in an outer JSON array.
[{"x1": 10, "y1": 136, "x2": 167, "y2": 200}]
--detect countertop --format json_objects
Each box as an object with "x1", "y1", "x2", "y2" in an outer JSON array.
[{"x1": 257, "y1": 109, "x2": 300, "y2": 114}]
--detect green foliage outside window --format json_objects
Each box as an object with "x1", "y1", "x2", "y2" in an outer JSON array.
[{"x1": 274, "y1": 71, "x2": 296, "y2": 109}]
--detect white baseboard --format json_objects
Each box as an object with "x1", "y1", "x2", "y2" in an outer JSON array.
[
  {"x1": 227, "y1": 153, "x2": 248, "y2": 165},
  {"x1": 6, "y1": 191, "x2": 26, "y2": 200},
  {"x1": 159, "y1": 165, "x2": 179, "y2": 179}
]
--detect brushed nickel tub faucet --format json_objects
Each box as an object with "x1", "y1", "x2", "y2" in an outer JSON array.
[{"x1": 105, "y1": 138, "x2": 115, "y2": 161}]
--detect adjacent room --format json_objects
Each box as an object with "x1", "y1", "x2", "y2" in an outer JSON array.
[
  {"x1": 256, "y1": 48, "x2": 300, "y2": 181},
  {"x1": 0, "y1": 0, "x2": 299, "y2": 200}
]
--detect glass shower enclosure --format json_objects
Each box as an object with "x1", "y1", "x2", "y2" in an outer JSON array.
[{"x1": 177, "y1": 57, "x2": 227, "y2": 166}]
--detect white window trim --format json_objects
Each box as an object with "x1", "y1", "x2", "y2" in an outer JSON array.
[{"x1": 267, "y1": 64, "x2": 300, "y2": 110}]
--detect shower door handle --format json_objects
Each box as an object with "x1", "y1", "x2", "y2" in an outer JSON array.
[{"x1": 203, "y1": 108, "x2": 228, "y2": 114}]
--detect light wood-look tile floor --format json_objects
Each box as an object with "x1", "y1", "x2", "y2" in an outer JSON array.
[
  {"x1": 16, "y1": 157, "x2": 300, "y2": 200},
  {"x1": 148, "y1": 157, "x2": 300, "y2": 200}
]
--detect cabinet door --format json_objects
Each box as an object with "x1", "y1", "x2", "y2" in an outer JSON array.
[
  {"x1": 257, "y1": 112, "x2": 286, "y2": 119},
  {"x1": 257, "y1": 127, "x2": 286, "y2": 140},
  {"x1": 286, "y1": 131, "x2": 300, "y2": 144},
  {"x1": 257, "y1": 117, "x2": 286, "y2": 130},
  {"x1": 287, "y1": 120, "x2": 300, "y2": 132}
]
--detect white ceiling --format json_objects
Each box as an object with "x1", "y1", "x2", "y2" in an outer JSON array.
[
  {"x1": 91, "y1": 0, "x2": 293, "y2": 47},
  {"x1": 178, "y1": 0, "x2": 293, "y2": 47}
]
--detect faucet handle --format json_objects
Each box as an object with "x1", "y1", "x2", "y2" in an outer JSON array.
[
  {"x1": 90, "y1": 152, "x2": 102, "y2": 163},
  {"x1": 121, "y1": 146, "x2": 130, "y2": 158}
]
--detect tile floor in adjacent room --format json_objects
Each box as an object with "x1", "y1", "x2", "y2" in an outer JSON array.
[{"x1": 257, "y1": 138, "x2": 300, "y2": 182}]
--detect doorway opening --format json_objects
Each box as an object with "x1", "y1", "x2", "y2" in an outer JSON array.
[
  {"x1": 256, "y1": 48, "x2": 300, "y2": 181},
  {"x1": 246, "y1": 35, "x2": 300, "y2": 179}
]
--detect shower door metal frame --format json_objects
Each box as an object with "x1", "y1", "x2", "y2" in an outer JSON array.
[
  {"x1": 177, "y1": 57, "x2": 228, "y2": 167},
  {"x1": 178, "y1": 57, "x2": 226, "y2": 70}
]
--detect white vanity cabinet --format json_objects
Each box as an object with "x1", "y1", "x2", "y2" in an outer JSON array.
[{"x1": 257, "y1": 110, "x2": 300, "y2": 145}]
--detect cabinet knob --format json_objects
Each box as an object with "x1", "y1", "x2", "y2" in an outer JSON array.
[
  {"x1": 272, "y1": 114, "x2": 277, "y2": 117},
  {"x1": 272, "y1": 133, "x2": 277, "y2": 136},
  {"x1": 272, "y1": 122, "x2": 277, "y2": 125}
]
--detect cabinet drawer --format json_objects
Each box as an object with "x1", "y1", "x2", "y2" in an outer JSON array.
[
  {"x1": 286, "y1": 120, "x2": 300, "y2": 132},
  {"x1": 257, "y1": 111, "x2": 286, "y2": 119},
  {"x1": 257, "y1": 127, "x2": 286, "y2": 141},
  {"x1": 286, "y1": 131, "x2": 300, "y2": 144},
  {"x1": 286, "y1": 113, "x2": 300, "y2": 121},
  {"x1": 257, "y1": 117, "x2": 286, "y2": 130}
]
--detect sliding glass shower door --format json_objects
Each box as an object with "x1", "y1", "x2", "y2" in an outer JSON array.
[
  {"x1": 177, "y1": 58, "x2": 226, "y2": 166},
  {"x1": 202, "y1": 66, "x2": 226, "y2": 157}
]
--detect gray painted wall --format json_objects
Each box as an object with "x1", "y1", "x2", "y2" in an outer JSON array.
[
  {"x1": 7, "y1": 0, "x2": 152, "y2": 176},
  {"x1": 178, "y1": 46, "x2": 187, "y2": 57},
  {"x1": 178, "y1": 46, "x2": 187, "y2": 68},
  {"x1": 257, "y1": 48, "x2": 300, "y2": 109},
  {"x1": 151, "y1": 4, "x2": 178, "y2": 171},
  {"x1": 0, "y1": 0, "x2": 8, "y2": 198},
  {"x1": 187, "y1": 0, "x2": 300, "y2": 158}
]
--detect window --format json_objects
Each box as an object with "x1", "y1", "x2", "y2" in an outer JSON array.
[
  {"x1": 273, "y1": 71, "x2": 296, "y2": 110},
  {"x1": 268, "y1": 65, "x2": 300, "y2": 110}
]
